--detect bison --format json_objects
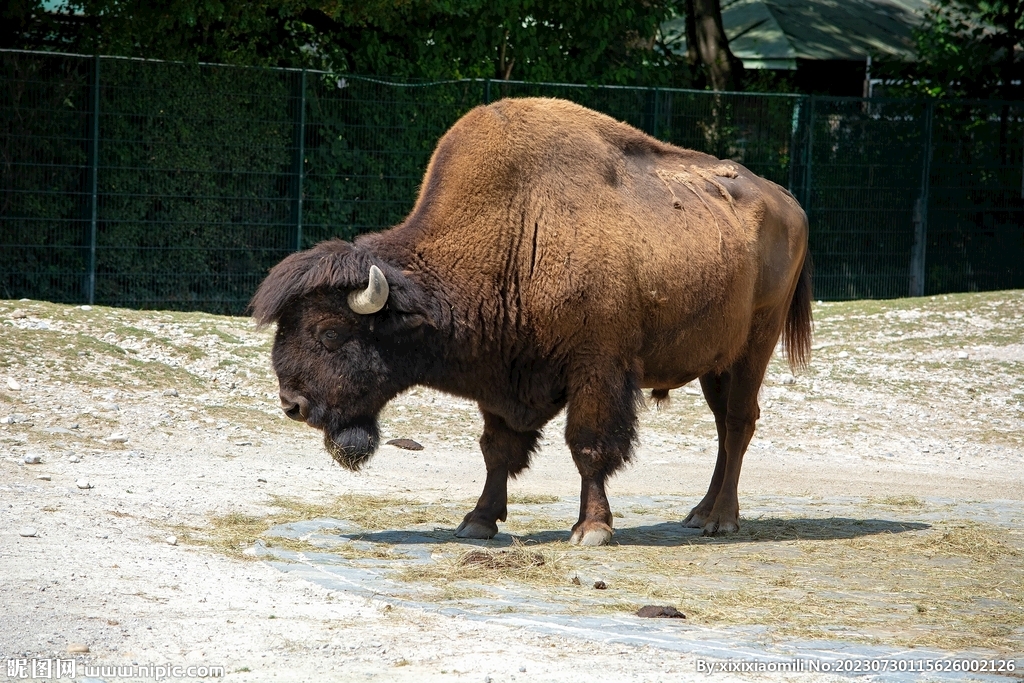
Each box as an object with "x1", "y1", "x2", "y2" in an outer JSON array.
[{"x1": 251, "y1": 97, "x2": 811, "y2": 545}]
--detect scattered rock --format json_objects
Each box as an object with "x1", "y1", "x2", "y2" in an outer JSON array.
[
  {"x1": 68, "y1": 455, "x2": 81, "y2": 463},
  {"x1": 19, "y1": 527, "x2": 38, "y2": 537},
  {"x1": 23, "y1": 454, "x2": 41, "y2": 464},
  {"x1": 36, "y1": 475, "x2": 51, "y2": 481},
  {"x1": 163, "y1": 388, "x2": 179, "y2": 397},
  {"x1": 7, "y1": 378, "x2": 22, "y2": 391},
  {"x1": 76, "y1": 479, "x2": 93, "y2": 490},
  {"x1": 67, "y1": 644, "x2": 89, "y2": 654},
  {"x1": 10, "y1": 309, "x2": 27, "y2": 319},
  {"x1": 43, "y1": 427, "x2": 73, "y2": 435},
  {"x1": 780, "y1": 374, "x2": 796, "y2": 385},
  {"x1": 571, "y1": 575, "x2": 582, "y2": 586},
  {"x1": 257, "y1": 478, "x2": 267, "y2": 483},
  {"x1": 957, "y1": 351, "x2": 969, "y2": 360},
  {"x1": 104, "y1": 434, "x2": 129, "y2": 443},
  {"x1": 386, "y1": 438, "x2": 424, "y2": 451},
  {"x1": 97, "y1": 402, "x2": 119, "y2": 412},
  {"x1": 165, "y1": 535, "x2": 178, "y2": 546},
  {"x1": 636, "y1": 605, "x2": 686, "y2": 619},
  {"x1": 837, "y1": 351, "x2": 850, "y2": 359},
  {"x1": 79, "y1": 305, "x2": 91, "y2": 311},
  {"x1": 234, "y1": 440, "x2": 252, "y2": 446},
  {"x1": 593, "y1": 580, "x2": 607, "y2": 590}
]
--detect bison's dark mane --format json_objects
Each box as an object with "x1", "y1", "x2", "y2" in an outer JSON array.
[
  {"x1": 250, "y1": 239, "x2": 440, "y2": 329},
  {"x1": 250, "y1": 240, "x2": 380, "y2": 326}
]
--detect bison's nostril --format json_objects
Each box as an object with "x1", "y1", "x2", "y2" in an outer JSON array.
[{"x1": 280, "y1": 393, "x2": 309, "y2": 422}]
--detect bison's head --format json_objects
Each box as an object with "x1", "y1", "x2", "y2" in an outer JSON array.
[{"x1": 250, "y1": 240, "x2": 440, "y2": 470}]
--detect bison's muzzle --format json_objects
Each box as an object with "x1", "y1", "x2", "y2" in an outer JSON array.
[{"x1": 280, "y1": 392, "x2": 310, "y2": 422}]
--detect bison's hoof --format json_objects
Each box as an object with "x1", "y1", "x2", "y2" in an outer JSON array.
[
  {"x1": 569, "y1": 524, "x2": 613, "y2": 546},
  {"x1": 682, "y1": 510, "x2": 709, "y2": 528},
  {"x1": 454, "y1": 517, "x2": 498, "y2": 539},
  {"x1": 701, "y1": 517, "x2": 739, "y2": 536}
]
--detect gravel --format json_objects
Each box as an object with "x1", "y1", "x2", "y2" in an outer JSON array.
[{"x1": 0, "y1": 293, "x2": 1022, "y2": 682}]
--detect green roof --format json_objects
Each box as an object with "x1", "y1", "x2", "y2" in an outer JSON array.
[{"x1": 662, "y1": 0, "x2": 929, "y2": 70}]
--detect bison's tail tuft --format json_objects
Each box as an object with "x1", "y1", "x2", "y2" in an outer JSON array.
[{"x1": 784, "y1": 254, "x2": 813, "y2": 372}]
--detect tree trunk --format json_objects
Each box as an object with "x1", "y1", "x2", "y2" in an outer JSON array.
[{"x1": 691, "y1": 0, "x2": 743, "y2": 91}]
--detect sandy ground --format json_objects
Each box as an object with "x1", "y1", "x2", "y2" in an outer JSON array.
[{"x1": 1, "y1": 292, "x2": 1023, "y2": 682}]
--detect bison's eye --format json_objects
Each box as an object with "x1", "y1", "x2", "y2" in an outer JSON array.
[{"x1": 319, "y1": 327, "x2": 345, "y2": 351}]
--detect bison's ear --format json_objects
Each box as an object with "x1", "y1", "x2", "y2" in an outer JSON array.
[{"x1": 380, "y1": 278, "x2": 441, "y2": 333}]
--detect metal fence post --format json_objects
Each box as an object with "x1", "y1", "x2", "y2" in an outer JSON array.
[
  {"x1": 291, "y1": 69, "x2": 307, "y2": 252},
  {"x1": 484, "y1": 79, "x2": 492, "y2": 105},
  {"x1": 910, "y1": 101, "x2": 934, "y2": 297},
  {"x1": 87, "y1": 54, "x2": 100, "y2": 305},
  {"x1": 802, "y1": 95, "x2": 815, "y2": 216},
  {"x1": 787, "y1": 96, "x2": 804, "y2": 194}
]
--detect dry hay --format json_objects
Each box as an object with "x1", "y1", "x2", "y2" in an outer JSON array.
[
  {"x1": 460, "y1": 540, "x2": 545, "y2": 571},
  {"x1": 398, "y1": 538, "x2": 571, "y2": 589},
  {"x1": 399, "y1": 515, "x2": 1023, "y2": 652},
  {"x1": 167, "y1": 493, "x2": 1024, "y2": 653}
]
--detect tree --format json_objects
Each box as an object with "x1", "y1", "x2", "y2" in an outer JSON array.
[
  {"x1": 2, "y1": 0, "x2": 689, "y2": 86},
  {"x1": 684, "y1": 0, "x2": 743, "y2": 91},
  {"x1": 894, "y1": 0, "x2": 1023, "y2": 99}
]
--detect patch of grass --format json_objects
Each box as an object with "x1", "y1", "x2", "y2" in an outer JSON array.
[
  {"x1": 507, "y1": 493, "x2": 561, "y2": 505},
  {"x1": 873, "y1": 495, "x2": 927, "y2": 508},
  {"x1": 271, "y1": 494, "x2": 463, "y2": 531},
  {"x1": 167, "y1": 494, "x2": 466, "y2": 560}
]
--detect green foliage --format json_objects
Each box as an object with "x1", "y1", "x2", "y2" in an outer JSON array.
[
  {"x1": 2, "y1": 51, "x2": 1022, "y2": 312},
  {"x1": 4, "y1": 0, "x2": 689, "y2": 86},
  {"x1": 887, "y1": 0, "x2": 1023, "y2": 99}
]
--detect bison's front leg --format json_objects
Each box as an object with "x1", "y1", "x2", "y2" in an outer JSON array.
[
  {"x1": 565, "y1": 368, "x2": 640, "y2": 546},
  {"x1": 455, "y1": 411, "x2": 540, "y2": 539}
]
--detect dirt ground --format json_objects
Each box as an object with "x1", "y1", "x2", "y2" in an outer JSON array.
[{"x1": 1, "y1": 291, "x2": 1023, "y2": 682}]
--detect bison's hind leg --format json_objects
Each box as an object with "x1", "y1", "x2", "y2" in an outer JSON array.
[
  {"x1": 455, "y1": 411, "x2": 540, "y2": 539},
  {"x1": 687, "y1": 322, "x2": 778, "y2": 535},
  {"x1": 683, "y1": 370, "x2": 731, "y2": 531}
]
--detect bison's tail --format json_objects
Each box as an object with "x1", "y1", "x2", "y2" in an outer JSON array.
[{"x1": 784, "y1": 254, "x2": 813, "y2": 372}]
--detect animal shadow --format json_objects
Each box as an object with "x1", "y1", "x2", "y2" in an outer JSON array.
[{"x1": 347, "y1": 517, "x2": 929, "y2": 548}]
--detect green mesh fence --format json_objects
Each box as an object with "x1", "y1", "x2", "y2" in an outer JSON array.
[{"x1": 2, "y1": 49, "x2": 1023, "y2": 312}]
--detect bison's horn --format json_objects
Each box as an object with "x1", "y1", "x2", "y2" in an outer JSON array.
[{"x1": 347, "y1": 265, "x2": 389, "y2": 314}]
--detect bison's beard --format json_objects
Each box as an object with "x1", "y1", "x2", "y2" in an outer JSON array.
[{"x1": 323, "y1": 417, "x2": 380, "y2": 471}]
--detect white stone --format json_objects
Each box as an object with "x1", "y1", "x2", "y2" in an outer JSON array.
[
  {"x1": 68, "y1": 455, "x2": 81, "y2": 463},
  {"x1": 19, "y1": 527, "x2": 38, "y2": 537},
  {"x1": 780, "y1": 374, "x2": 796, "y2": 385},
  {"x1": 23, "y1": 454, "x2": 41, "y2": 464},
  {"x1": 957, "y1": 351, "x2": 969, "y2": 360},
  {"x1": 76, "y1": 479, "x2": 92, "y2": 489},
  {"x1": 104, "y1": 434, "x2": 128, "y2": 443},
  {"x1": 165, "y1": 536, "x2": 178, "y2": 546},
  {"x1": 7, "y1": 378, "x2": 21, "y2": 391},
  {"x1": 163, "y1": 388, "x2": 179, "y2": 397},
  {"x1": 36, "y1": 475, "x2": 51, "y2": 481}
]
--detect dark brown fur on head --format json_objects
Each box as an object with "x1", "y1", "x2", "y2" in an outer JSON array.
[
  {"x1": 249, "y1": 239, "x2": 439, "y2": 329},
  {"x1": 249, "y1": 240, "x2": 443, "y2": 470}
]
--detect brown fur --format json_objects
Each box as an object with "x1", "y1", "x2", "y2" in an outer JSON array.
[{"x1": 251, "y1": 97, "x2": 811, "y2": 541}]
